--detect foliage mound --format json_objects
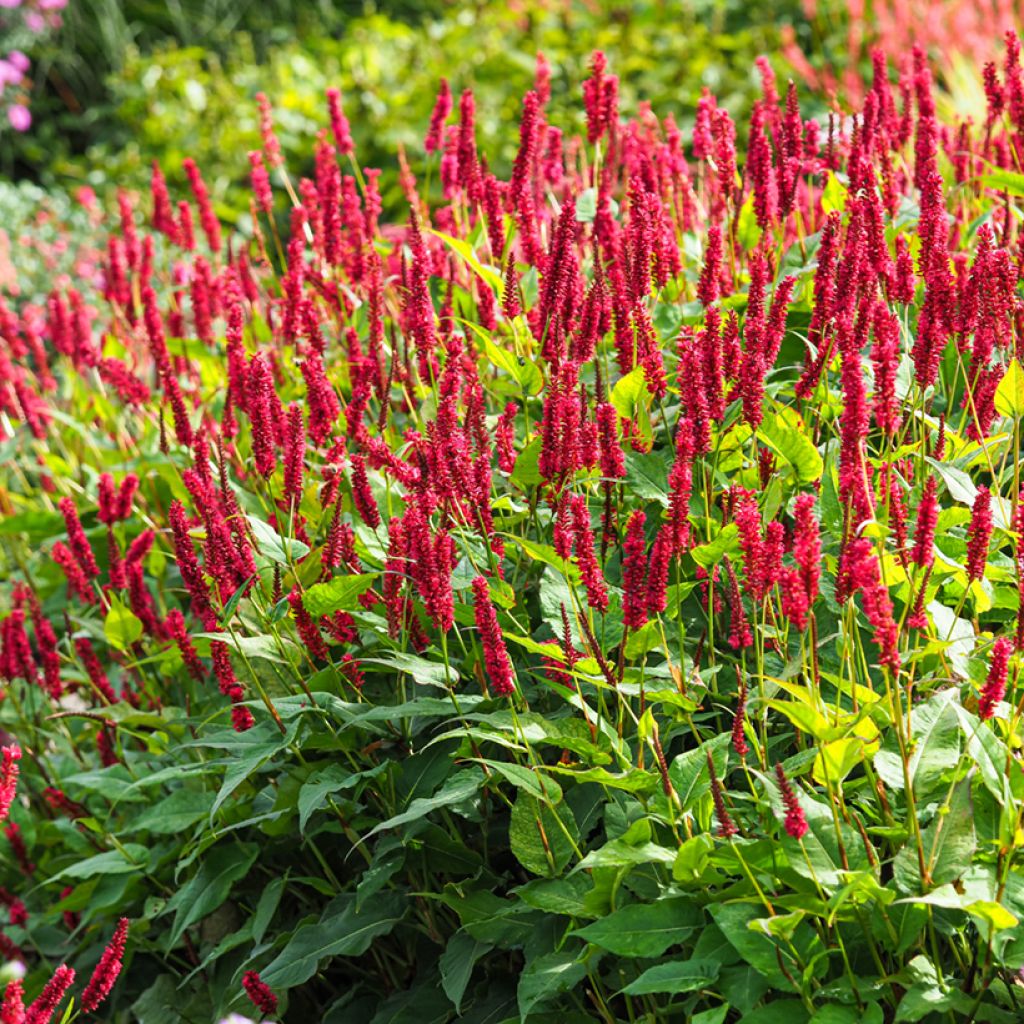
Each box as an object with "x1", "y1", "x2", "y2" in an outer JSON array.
[{"x1": 4, "y1": 31, "x2": 1024, "y2": 1024}]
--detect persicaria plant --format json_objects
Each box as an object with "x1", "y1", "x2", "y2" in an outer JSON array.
[{"x1": 2, "y1": 29, "x2": 1024, "y2": 1024}]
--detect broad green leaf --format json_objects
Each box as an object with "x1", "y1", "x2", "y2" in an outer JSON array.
[
  {"x1": 439, "y1": 930, "x2": 492, "y2": 1012},
  {"x1": 516, "y1": 947, "x2": 587, "y2": 1019},
  {"x1": 54, "y1": 845, "x2": 150, "y2": 881},
  {"x1": 505, "y1": 536, "x2": 580, "y2": 582},
  {"x1": 669, "y1": 733, "x2": 730, "y2": 813},
  {"x1": 130, "y1": 788, "x2": 213, "y2": 836},
  {"x1": 925, "y1": 457, "x2": 977, "y2": 505},
  {"x1": 475, "y1": 760, "x2": 562, "y2": 802},
  {"x1": 513, "y1": 874, "x2": 592, "y2": 917},
  {"x1": 610, "y1": 365, "x2": 650, "y2": 419},
  {"x1": 163, "y1": 842, "x2": 257, "y2": 946},
  {"x1": 738, "y1": 1001, "x2": 811, "y2": 1024},
  {"x1": 205, "y1": 718, "x2": 302, "y2": 818},
  {"x1": 509, "y1": 791, "x2": 578, "y2": 877},
  {"x1": 298, "y1": 762, "x2": 387, "y2": 833},
  {"x1": 757, "y1": 414, "x2": 822, "y2": 483},
  {"x1": 511, "y1": 437, "x2": 542, "y2": 488},
  {"x1": 893, "y1": 778, "x2": 976, "y2": 893},
  {"x1": 104, "y1": 596, "x2": 143, "y2": 651},
  {"x1": 873, "y1": 689, "x2": 960, "y2": 799},
  {"x1": 246, "y1": 515, "x2": 310, "y2": 564},
  {"x1": 366, "y1": 769, "x2": 481, "y2": 839},
  {"x1": 573, "y1": 898, "x2": 701, "y2": 957},
  {"x1": 429, "y1": 228, "x2": 502, "y2": 292},
  {"x1": 690, "y1": 523, "x2": 740, "y2": 568},
  {"x1": 966, "y1": 900, "x2": 1018, "y2": 931},
  {"x1": 253, "y1": 875, "x2": 286, "y2": 943},
  {"x1": 709, "y1": 903, "x2": 797, "y2": 989},
  {"x1": 261, "y1": 893, "x2": 406, "y2": 989},
  {"x1": 359, "y1": 651, "x2": 458, "y2": 688},
  {"x1": 619, "y1": 957, "x2": 720, "y2": 995},
  {"x1": 982, "y1": 169, "x2": 1024, "y2": 196},
  {"x1": 574, "y1": 839, "x2": 676, "y2": 871},
  {"x1": 302, "y1": 573, "x2": 378, "y2": 617},
  {"x1": 995, "y1": 359, "x2": 1024, "y2": 417}
]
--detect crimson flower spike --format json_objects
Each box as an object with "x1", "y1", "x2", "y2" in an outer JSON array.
[
  {"x1": 708, "y1": 751, "x2": 737, "y2": 838},
  {"x1": 23, "y1": 964, "x2": 75, "y2": 1024},
  {"x1": 242, "y1": 970, "x2": 278, "y2": 1016},
  {"x1": 80, "y1": 917, "x2": 129, "y2": 1013},
  {"x1": 775, "y1": 762, "x2": 808, "y2": 840},
  {"x1": 978, "y1": 637, "x2": 1012, "y2": 721},
  {"x1": 472, "y1": 576, "x2": 515, "y2": 697}
]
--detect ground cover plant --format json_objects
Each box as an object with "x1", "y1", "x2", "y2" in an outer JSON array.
[{"x1": 4, "y1": 28, "x2": 1024, "y2": 1024}]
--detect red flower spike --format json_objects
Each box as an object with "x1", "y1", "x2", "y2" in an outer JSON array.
[
  {"x1": 979, "y1": 637, "x2": 1012, "y2": 721},
  {"x1": 775, "y1": 762, "x2": 808, "y2": 840},
  {"x1": 80, "y1": 917, "x2": 129, "y2": 1012},
  {"x1": 0, "y1": 747, "x2": 20, "y2": 824},
  {"x1": 472, "y1": 576, "x2": 515, "y2": 696},
  {"x1": 966, "y1": 486, "x2": 993, "y2": 583},
  {"x1": 24, "y1": 965, "x2": 75, "y2": 1024},
  {"x1": 1, "y1": 979, "x2": 24, "y2": 1024},
  {"x1": 708, "y1": 751, "x2": 737, "y2": 838},
  {"x1": 242, "y1": 971, "x2": 278, "y2": 1016},
  {"x1": 622, "y1": 510, "x2": 649, "y2": 630}
]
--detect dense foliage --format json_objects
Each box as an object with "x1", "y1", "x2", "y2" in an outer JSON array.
[{"x1": 5, "y1": 25, "x2": 1024, "y2": 1024}]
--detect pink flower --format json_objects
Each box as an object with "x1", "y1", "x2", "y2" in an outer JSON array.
[{"x1": 7, "y1": 105, "x2": 30, "y2": 132}]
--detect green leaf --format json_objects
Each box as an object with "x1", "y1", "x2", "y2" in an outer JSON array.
[
  {"x1": 104, "y1": 596, "x2": 143, "y2": 651},
  {"x1": 995, "y1": 359, "x2": 1024, "y2": 417},
  {"x1": 359, "y1": 651, "x2": 458, "y2": 688},
  {"x1": 610, "y1": 365, "x2": 651, "y2": 419},
  {"x1": 925, "y1": 457, "x2": 978, "y2": 505},
  {"x1": 261, "y1": 893, "x2": 406, "y2": 990},
  {"x1": 439, "y1": 930, "x2": 492, "y2": 1012},
  {"x1": 757, "y1": 413, "x2": 822, "y2": 483},
  {"x1": 619, "y1": 957, "x2": 720, "y2": 995},
  {"x1": 573, "y1": 898, "x2": 701, "y2": 957},
  {"x1": 163, "y1": 842, "x2": 257, "y2": 946},
  {"x1": 206, "y1": 718, "x2": 302, "y2": 818},
  {"x1": 893, "y1": 778, "x2": 976, "y2": 893},
  {"x1": 809, "y1": 1007, "x2": 865, "y2": 1024},
  {"x1": 709, "y1": 903, "x2": 797, "y2": 989},
  {"x1": 738, "y1": 1001, "x2": 810, "y2": 1024},
  {"x1": 53, "y1": 845, "x2": 150, "y2": 882},
  {"x1": 511, "y1": 437, "x2": 543, "y2": 488},
  {"x1": 509, "y1": 791, "x2": 579, "y2": 877},
  {"x1": 982, "y1": 169, "x2": 1024, "y2": 196},
  {"x1": 517, "y1": 947, "x2": 588, "y2": 1019},
  {"x1": 873, "y1": 689, "x2": 960, "y2": 799},
  {"x1": 429, "y1": 228, "x2": 502, "y2": 292},
  {"x1": 247, "y1": 515, "x2": 310, "y2": 564},
  {"x1": 298, "y1": 762, "x2": 387, "y2": 833},
  {"x1": 130, "y1": 788, "x2": 213, "y2": 836},
  {"x1": 253, "y1": 876, "x2": 286, "y2": 943},
  {"x1": 302, "y1": 574, "x2": 378, "y2": 617},
  {"x1": 669, "y1": 734, "x2": 730, "y2": 812},
  {"x1": 690, "y1": 523, "x2": 740, "y2": 568},
  {"x1": 366, "y1": 769, "x2": 481, "y2": 839}
]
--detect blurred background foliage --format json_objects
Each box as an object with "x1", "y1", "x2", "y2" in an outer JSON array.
[{"x1": 2, "y1": 0, "x2": 823, "y2": 215}]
